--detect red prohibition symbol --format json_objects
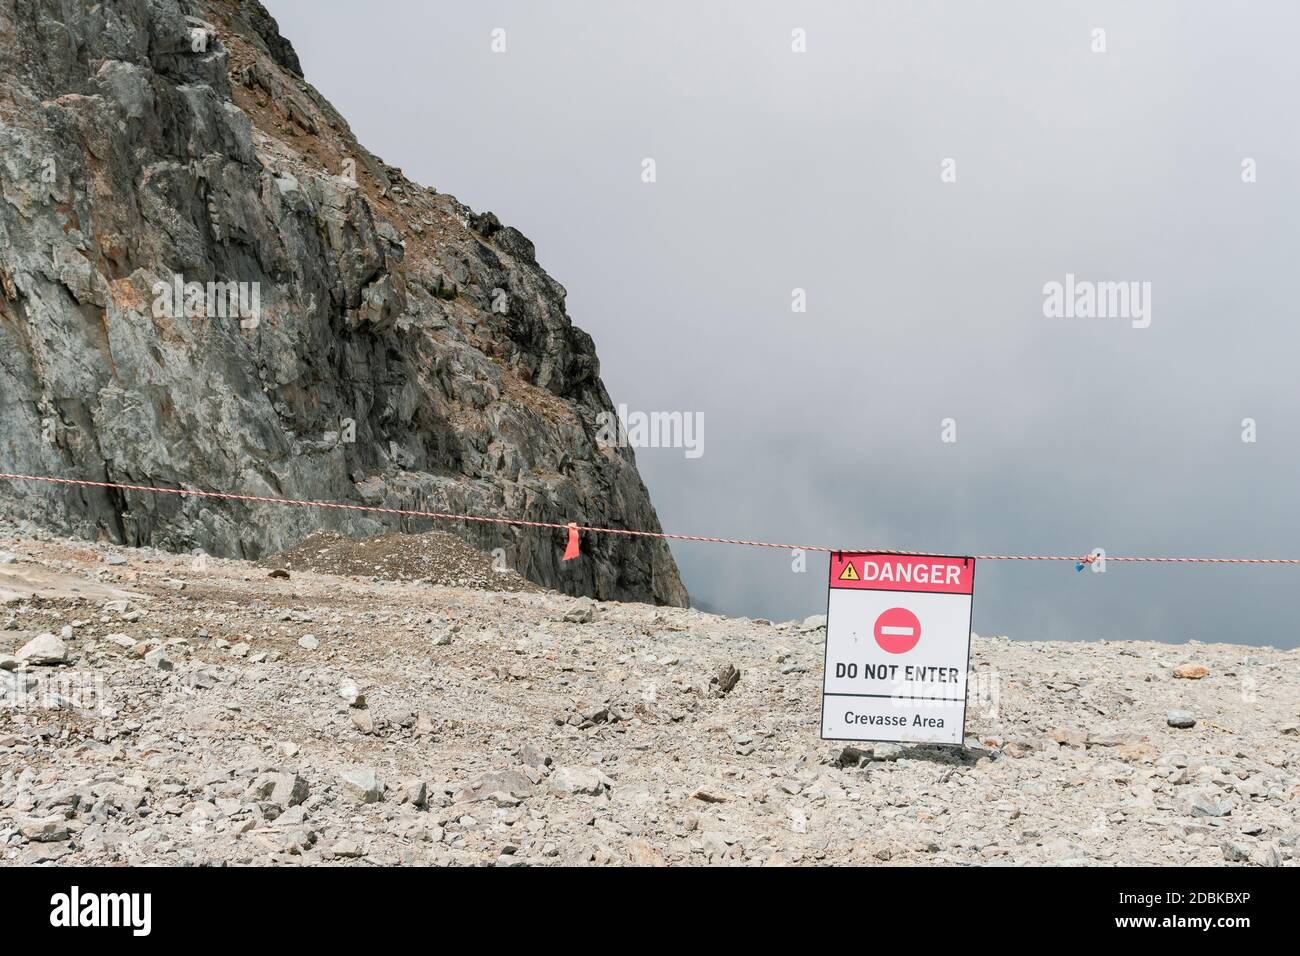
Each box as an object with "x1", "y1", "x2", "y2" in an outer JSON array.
[{"x1": 874, "y1": 607, "x2": 921, "y2": 654}]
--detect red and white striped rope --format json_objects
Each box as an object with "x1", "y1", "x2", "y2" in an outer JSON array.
[{"x1": 1, "y1": 471, "x2": 1298, "y2": 565}]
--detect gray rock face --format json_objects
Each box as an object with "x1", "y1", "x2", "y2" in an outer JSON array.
[{"x1": 0, "y1": 0, "x2": 686, "y2": 608}]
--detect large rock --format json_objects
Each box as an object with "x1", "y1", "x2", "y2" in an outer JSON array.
[
  {"x1": 341, "y1": 767, "x2": 384, "y2": 804},
  {"x1": 18, "y1": 816, "x2": 70, "y2": 842},
  {"x1": 0, "y1": 0, "x2": 686, "y2": 609},
  {"x1": 1189, "y1": 792, "x2": 1235, "y2": 818},
  {"x1": 460, "y1": 769, "x2": 534, "y2": 803},
  {"x1": 248, "y1": 771, "x2": 309, "y2": 809},
  {"x1": 271, "y1": 773, "x2": 309, "y2": 808},
  {"x1": 16, "y1": 633, "x2": 68, "y2": 666},
  {"x1": 549, "y1": 767, "x2": 609, "y2": 796}
]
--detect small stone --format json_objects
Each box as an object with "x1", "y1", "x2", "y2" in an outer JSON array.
[
  {"x1": 1173, "y1": 664, "x2": 1209, "y2": 680},
  {"x1": 1189, "y1": 792, "x2": 1234, "y2": 818},
  {"x1": 627, "y1": 839, "x2": 666, "y2": 866},
  {"x1": 431, "y1": 629, "x2": 453, "y2": 646},
  {"x1": 1167, "y1": 710, "x2": 1196, "y2": 729},
  {"x1": 1254, "y1": 845, "x2": 1283, "y2": 868},
  {"x1": 463, "y1": 769, "x2": 533, "y2": 802},
  {"x1": 799, "y1": 614, "x2": 827, "y2": 632},
  {"x1": 268, "y1": 568, "x2": 290, "y2": 579},
  {"x1": 341, "y1": 767, "x2": 384, "y2": 804},
  {"x1": 400, "y1": 781, "x2": 428, "y2": 808},
  {"x1": 297, "y1": 634, "x2": 319, "y2": 650},
  {"x1": 16, "y1": 633, "x2": 67, "y2": 666},
  {"x1": 834, "y1": 746, "x2": 871, "y2": 768},
  {"x1": 338, "y1": 679, "x2": 365, "y2": 707},
  {"x1": 1220, "y1": 840, "x2": 1251, "y2": 862},
  {"x1": 0, "y1": 551, "x2": 17, "y2": 564},
  {"x1": 350, "y1": 709, "x2": 375, "y2": 734},
  {"x1": 0, "y1": 655, "x2": 19, "y2": 671},
  {"x1": 563, "y1": 599, "x2": 595, "y2": 624},
  {"x1": 519, "y1": 743, "x2": 552, "y2": 769},
  {"x1": 691, "y1": 789, "x2": 727, "y2": 804},
  {"x1": 331, "y1": 839, "x2": 363, "y2": 858},
  {"x1": 270, "y1": 773, "x2": 309, "y2": 808},
  {"x1": 549, "y1": 767, "x2": 606, "y2": 796},
  {"x1": 711, "y1": 663, "x2": 740, "y2": 697},
  {"x1": 144, "y1": 648, "x2": 173, "y2": 671}
]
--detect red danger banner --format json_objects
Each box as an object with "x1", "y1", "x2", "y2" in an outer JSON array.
[{"x1": 830, "y1": 553, "x2": 973, "y2": 595}]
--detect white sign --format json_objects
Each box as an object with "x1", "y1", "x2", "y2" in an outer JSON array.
[{"x1": 821, "y1": 552, "x2": 975, "y2": 745}]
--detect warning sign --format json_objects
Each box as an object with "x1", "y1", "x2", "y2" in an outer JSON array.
[{"x1": 821, "y1": 553, "x2": 975, "y2": 745}]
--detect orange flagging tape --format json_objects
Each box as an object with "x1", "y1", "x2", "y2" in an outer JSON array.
[
  {"x1": 562, "y1": 522, "x2": 580, "y2": 561},
  {"x1": 2, "y1": 471, "x2": 1300, "y2": 565}
]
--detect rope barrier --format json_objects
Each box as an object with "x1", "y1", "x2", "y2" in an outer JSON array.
[{"x1": 2, "y1": 471, "x2": 1298, "y2": 566}]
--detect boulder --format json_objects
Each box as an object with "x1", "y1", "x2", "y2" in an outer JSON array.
[
  {"x1": 341, "y1": 768, "x2": 384, "y2": 804},
  {"x1": 16, "y1": 633, "x2": 67, "y2": 666},
  {"x1": 549, "y1": 767, "x2": 608, "y2": 796}
]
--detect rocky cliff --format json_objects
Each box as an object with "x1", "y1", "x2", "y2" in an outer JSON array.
[{"x1": 0, "y1": 0, "x2": 687, "y2": 605}]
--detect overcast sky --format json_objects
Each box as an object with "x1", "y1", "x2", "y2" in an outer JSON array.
[{"x1": 266, "y1": 0, "x2": 1300, "y2": 648}]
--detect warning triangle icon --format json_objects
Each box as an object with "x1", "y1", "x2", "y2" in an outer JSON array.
[{"x1": 838, "y1": 562, "x2": 859, "y2": 581}]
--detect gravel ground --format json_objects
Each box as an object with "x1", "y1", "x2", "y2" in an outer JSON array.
[
  {"x1": 1, "y1": 531, "x2": 1297, "y2": 867},
  {"x1": 257, "y1": 529, "x2": 542, "y2": 592}
]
